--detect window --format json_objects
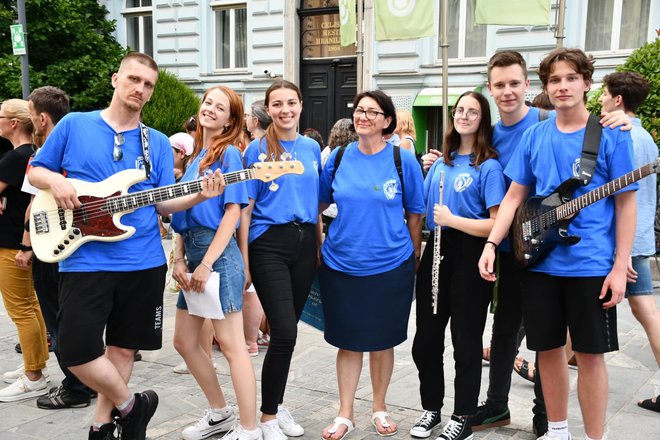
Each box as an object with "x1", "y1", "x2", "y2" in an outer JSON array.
[
  {"x1": 213, "y1": 4, "x2": 247, "y2": 70},
  {"x1": 585, "y1": 0, "x2": 651, "y2": 51},
  {"x1": 124, "y1": 0, "x2": 153, "y2": 56},
  {"x1": 440, "y1": 0, "x2": 487, "y2": 60}
]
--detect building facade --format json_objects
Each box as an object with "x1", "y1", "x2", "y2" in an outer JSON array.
[{"x1": 101, "y1": 0, "x2": 659, "y2": 150}]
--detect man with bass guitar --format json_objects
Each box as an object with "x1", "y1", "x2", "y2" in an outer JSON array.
[{"x1": 479, "y1": 48, "x2": 637, "y2": 440}]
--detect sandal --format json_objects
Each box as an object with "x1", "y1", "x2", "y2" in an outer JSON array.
[
  {"x1": 638, "y1": 394, "x2": 660, "y2": 413},
  {"x1": 371, "y1": 411, "x2": 398, "y2": 437},
  {"x1": 323, "y1": 417, "x2": 355, "y2": 440},
  {"x1": 513, "y1": 356, "x2": 535, "y2": 383}
]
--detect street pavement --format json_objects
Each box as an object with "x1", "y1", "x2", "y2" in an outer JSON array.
[{"x1": 1, "y1": 240, "x2": 659, "y2": 439}]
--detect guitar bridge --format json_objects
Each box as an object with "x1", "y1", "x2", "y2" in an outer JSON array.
[{"x1": 33, "y1": 211, "x2": 50, "y2": 234}]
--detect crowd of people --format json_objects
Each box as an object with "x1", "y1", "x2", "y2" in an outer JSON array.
[{"x1": 0, "y1": 46, "x2": 658, "y2": 440}]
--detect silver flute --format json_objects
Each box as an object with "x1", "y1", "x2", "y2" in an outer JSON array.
[{"x1": 431, "y1": 170, "x2": 445, "y2": 314}]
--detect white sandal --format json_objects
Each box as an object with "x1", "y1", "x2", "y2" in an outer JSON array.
[
  {"x1": 371, "y1": 411, "x2": 398, "y2": 437},
  {"x1": 324, "y1": 416, "x2": 355, "y2": 440}
]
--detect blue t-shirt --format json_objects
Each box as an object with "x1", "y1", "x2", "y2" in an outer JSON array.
[
  {"x1": 319, "y1": 142, "x2": 425, "y2": 276},
  {"x1": 493, "y1": 107, "x2": 556, "y2": 251},
  {"x1": 423, "y1": 154, "x2": 505, "y2": 231},
  {"x1": 505, "y1": 118, "x2": 637, "y2": 276},
  {"x1": 171, "y1": 146, "x2": 248, "y2": 233},
  {"x1": 630, "y1": 118, "x2": 657, "y2": 257},
  {"x1": 244, "y1": 134, "x2": 321, "y2": 243},
  {"x1": 30, "y1": 110, "x2": 175, "y2": 272}
]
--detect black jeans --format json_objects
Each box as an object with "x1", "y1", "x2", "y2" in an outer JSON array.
[
  {"x1": 32, "y1": 258, "x2": 93, "y2": 397},
  {"x1": 412, "y1": 229, "x2": 492, "y2": 416},
  {"x1": 248, "y1": 222, "x2": 317, "y2": 415},
  {"x1": 486, "y1": 251, "x2": 545, "y2": 415}
]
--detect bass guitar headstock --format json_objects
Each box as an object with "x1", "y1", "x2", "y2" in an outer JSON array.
[{"x1": 251, "y1": 160, "x2": 305, "y2": 182}]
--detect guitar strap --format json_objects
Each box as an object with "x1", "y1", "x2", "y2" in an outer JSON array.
[
  {"x1": 578, "y1": 114, "x2": 602, "y2": 186},
  {"x1": 139, "y1": 123, "x2": 151, "y2": 180}
]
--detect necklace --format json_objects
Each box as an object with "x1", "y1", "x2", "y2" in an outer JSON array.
[{"x1": 269, "y1": 135, "x2": 299, "y2": 192}]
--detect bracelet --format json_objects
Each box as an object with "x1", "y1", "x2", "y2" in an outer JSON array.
[
  {"x1": 18, "y1": 243, "x2": 32, "y2": 252},
  {"x1": 200, "y1": 260, "x2": 212, "y2": 271},
  {"x1": 485, "y1": 240, "x2": 498, "y2": 250},
  {"x1": 173, "y1": 257, "x2": 185, "y2": 263}
]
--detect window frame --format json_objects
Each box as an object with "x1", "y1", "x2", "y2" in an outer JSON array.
[
  {"x1": 122, "y1": 0, "x2": 154, "y2": 56},
  {"x1": 211, "y1": 1, "x2": 248, "y2": 72},
  {"x1": 582, "y1": 0, "x2": 651, "y2": 53},
  {"x1": 434, "y1": 0, "x2": 487, "y2": 64}
]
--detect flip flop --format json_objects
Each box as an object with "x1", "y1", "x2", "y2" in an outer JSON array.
[
  {"x1": 323, "y1": 417, "x2": 355, "y2": 440},
  {"x1": 638, "y1": 395, "x2": 660, "y2": 413},
  {"x1": 371, "y1": 411, "x2": 398, "y2": 437},
  {"x1": 513, "y1": 357, "x2": 535, "y2": 383}
]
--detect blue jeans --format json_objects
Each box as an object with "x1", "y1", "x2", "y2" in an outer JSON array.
[
  {"x1": 626, "y1": 256, "x2": 654, "y2": 296},
  {"x1": 176, "y1": 227, "x2": 244, "y2": 314}
]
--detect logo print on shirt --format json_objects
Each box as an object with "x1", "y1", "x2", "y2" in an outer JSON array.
[
  {"x1": 312, "y1": 160, "x2": 318, "y2": 171},
  {"x1": 572, "y1": 158, "x2": 581, "y2": 178},
  {"x1": 135, "y1": 156, "x2": 146, "y2": 171},
  {"x1": 453, "y1": 173, "x2": 473, "y2": 192},
  {"x1": 383, "y1": 179, "x2": 398, "y2": 200}
]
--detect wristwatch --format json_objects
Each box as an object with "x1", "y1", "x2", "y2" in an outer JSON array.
[{"x1": 18, "y1": 243, "x2": 32, "y2": 252}]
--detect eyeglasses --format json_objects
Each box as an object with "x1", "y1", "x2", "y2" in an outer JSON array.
[
  {"x1": 451, "y1": 107, "x2": 480, "y2": 120},
  {"x1": 353, "y1": 108, "x2": 385, "y2": 120},
  {"x1": 113, "y1": 133, "x2": 125, "y2": 161}
]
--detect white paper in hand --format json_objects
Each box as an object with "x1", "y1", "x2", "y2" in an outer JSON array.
[{"x1": 182, "y1": 272, "x2": 225, "y2": 320}]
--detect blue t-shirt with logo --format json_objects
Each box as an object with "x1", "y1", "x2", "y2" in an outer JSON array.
[
  {"x1": 171, "y1": 146, "x2": 248, "y2": 233},
  {"x1": 319, "y1": 142, "x2": 425, "y2": 276},
  {"x1": 424, "y1": 154, "x2": 505, "y2": 231},
  {"x1": 30, "y1": 110, "x2": 174, "y2": 272},
  {"x1": 244, "y1": 134, "x2": 321, "y2": 243},
  {"x1": 493, "y1": 107, "x2": 556, "y2": 251},
  {"x1": 505, "y1": 118, "x2": 637, "y2": 276}
]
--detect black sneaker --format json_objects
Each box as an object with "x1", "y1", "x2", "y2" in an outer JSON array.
[
  {"x1": 438, "y1": 415, "x2": 474, "y2": 440},
  {"x1": 89, "y1": 423, "x2": 119, "y2": 440},
  {"x1": 37, "y1": 385, "x2": 91, "y2": 409},
  {"x1": 470, "y1": 403, "x2": 510, "y2": 431},
  {"x1": 533, "y1": 414, "x2": 548, "y2": 437},
  {"x1": 115, "y1": 390, "x2": 159, "y2": 440},
  {"x1": 410, "y1": 410, "x2": 441, "y2": 438}
]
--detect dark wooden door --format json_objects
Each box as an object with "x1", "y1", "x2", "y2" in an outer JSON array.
[{"x1": 300, "y1": 58, "x2": 356, "y2": 143}]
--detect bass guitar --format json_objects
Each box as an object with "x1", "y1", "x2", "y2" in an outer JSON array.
[
  {"x1": 510, "y1": 157, "x2": 660, "y2": 267},
  {"x1": 30, "y1": 161, "x2": 304, "y2": 263}
]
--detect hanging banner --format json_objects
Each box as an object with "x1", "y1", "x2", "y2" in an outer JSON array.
[
  {"x1": 475, "y1": 0, "x2": 551, "y2": 26},
  {"x1": 375, "y1": 0, "x2": 434, "y2": 41},
  {"x1": 339, "y1": 0, "x2": 357, "y2": 47}
]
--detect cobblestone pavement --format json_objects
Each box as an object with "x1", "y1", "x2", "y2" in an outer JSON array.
[{"x1": 1, "y1": 241, "x2": 659, "y2": 439}]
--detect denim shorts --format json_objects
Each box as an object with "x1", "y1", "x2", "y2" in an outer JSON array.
[
  {"x1": 626, "y1": 256, "x2": 654, "y2": 297},
  {"x1": 176, "y1": 227, "x2": 245, "y2": 314}
]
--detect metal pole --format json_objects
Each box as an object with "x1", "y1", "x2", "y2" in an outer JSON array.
[
  {"x1": 356, "y1": 0, "x2": 364, "y2": 93},
  {"x1": 17, "y1": 0, "x2": 30, "y2": 99},
  {"x1": 441, "y1": 0, "x2": 448, "y2": 137},
  {"x1": 555, "y1": 0, "x2": 566, "y2": 48}
]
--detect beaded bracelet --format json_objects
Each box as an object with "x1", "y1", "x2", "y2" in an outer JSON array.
[{"x1": 200, "y1": 260, "x2": 212, "y2": 271}]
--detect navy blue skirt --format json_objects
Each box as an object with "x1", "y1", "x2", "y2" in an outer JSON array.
[{"x1": 319, "y1": 253, "x2": 415, "y2": 351}]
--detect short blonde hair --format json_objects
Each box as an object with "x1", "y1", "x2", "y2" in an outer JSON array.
[
  {"x1": 1, "y1": 99, "x2": 33, "y2": 135},
  {"x1": 396, "y1": 110, "x2": 416, "y2": 141}
]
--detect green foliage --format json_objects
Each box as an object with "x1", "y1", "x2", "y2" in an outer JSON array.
[
  {"x1": 142, "y1": 70, "x2": 201, "y2": 137},
  {"x1": 588, "y1": 38, "x2": 660, "y2": 145},
  {"x1": 0, "y1": 0, "x2": 126, "y2": 110}
]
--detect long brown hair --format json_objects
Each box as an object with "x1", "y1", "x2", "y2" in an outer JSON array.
[
  {"x1": 193, "y1": 86, "x2": 245, "y2": 173},
  {"x1": 260, "y1": 80, "x2": 302, "y2": 159},
  {"x1": 442, "y1": 92, "x2": 496, "y2": 168}
]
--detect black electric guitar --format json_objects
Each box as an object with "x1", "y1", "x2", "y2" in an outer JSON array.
[
  {"x1": 30, "y1": 161, "x2": 304, "y2": 263},
  {"x1": 510, "y1": 157, "x2": 660, "y2": 267}
]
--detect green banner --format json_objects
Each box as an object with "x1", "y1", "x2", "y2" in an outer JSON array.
[
  {"x1": 339, "y1": 0, "x2": 357, "y2": 47},
  {"x1": 475, "y1": 0, "x2": 551, "y2": 26},
  {"x1": 375, "y1": 0, "x2": 434, "y2": 41}
]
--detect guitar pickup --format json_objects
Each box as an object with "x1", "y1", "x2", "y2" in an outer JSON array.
[
  {"x1": 33, "y1": 211, "x2": 49, "y2": 234},
  {"x1": 58, "y1": 208, "x2": 67, "y2": 230}
]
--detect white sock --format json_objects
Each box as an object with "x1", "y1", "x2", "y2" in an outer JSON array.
[
  {"x1": 585, "y1": 434, "x2": 603, "y2": 440},
  {"x1": 262, "y1": 419, "x2": 279, "y2": 427},
  {"x1": 211, "y1": 406, "x2": 232, "y2": 418},
  {"x1": 548, "y1": 420, "x2": 570, "y2": 439}
]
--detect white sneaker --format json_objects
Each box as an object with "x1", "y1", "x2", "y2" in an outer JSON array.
[
  {"x1": 260, "y1": 422, "x2": 287, "y2": 440},
  {"x1": 222, "y1": 424, "x2": 263, "y2": 440},
  {"x1": 173, "y1": 362, "x2": 191, "y2": 374},
  {"x1": 182, "y1": 408, "x2": 236, "y2": 440},
  {"x1": 3, "y1": 364, "x2": 50, "y2": 384},
  {"x1": 276, "y1": 406, "x2": 304, "y2": 437},
  {"x1": 0, "y1": 374, "x2": 48, "y2": 402},
  {"x1": 536, "y1": 434, "x2": 572, "y2": 440}
]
